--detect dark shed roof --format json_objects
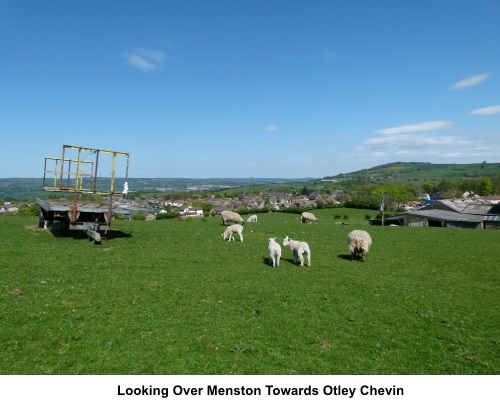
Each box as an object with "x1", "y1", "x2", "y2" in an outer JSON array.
[{"x1": 406, "y1": 209, "x2": 483, "y2": 223}]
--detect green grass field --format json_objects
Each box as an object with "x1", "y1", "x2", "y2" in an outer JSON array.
[{"x1": 1, "y1": 209, "x2": 498, "y2": 375}]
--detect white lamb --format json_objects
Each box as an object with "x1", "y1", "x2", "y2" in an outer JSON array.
[
  {"x1": 247, "y1": 214, "x2": 258, "y2": 222},
  {"x1": 267, "y1": 238, "x2": 281, "y2": 267},
  {"x1": 347, "y1": 230, "x2": 372, "y2": 262},
  {"x1": 283, "y1": 236, "x2": 311, "y2": 267},
  {"x1": 222, "y1": 224, "x2": 244, "y2": 242},
  {"x1": 301, "y1": 211, "x2": 318, "y2": 223},
  {"x1": 221, "y1": 210, "x2": 245, "y2": 226}
]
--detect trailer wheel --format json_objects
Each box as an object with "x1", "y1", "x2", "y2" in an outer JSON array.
[{"x1": 38, "y1": 209, "x2": 46, "y2": 228}]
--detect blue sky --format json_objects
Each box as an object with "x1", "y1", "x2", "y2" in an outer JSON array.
[{"x1": 1, "y1": 0, "x2": 499, "y2": 179}]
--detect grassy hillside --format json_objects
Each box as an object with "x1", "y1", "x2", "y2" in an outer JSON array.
[
  {"x1": 1, "y1": 210, "x2": 498, "y2": 375},
  {"x1": 323, "y1": 162, "x2": 500, "y2": 186}
]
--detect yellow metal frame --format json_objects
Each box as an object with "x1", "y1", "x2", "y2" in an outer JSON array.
[{"x1": 42, "y1": 144, "x2": 129, "y2": 196}]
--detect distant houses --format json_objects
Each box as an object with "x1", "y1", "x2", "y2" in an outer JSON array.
[
  {"x1": 3, "y1": 187, "x2": 499, "y2": 230},
  {"x1": 179, "y1": 205, "x2": 203, "y2": 217}
]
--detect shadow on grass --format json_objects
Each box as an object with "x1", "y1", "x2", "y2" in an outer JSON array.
[
  {"x1": 261, "y1": 257, "x2": 300, "y2": 267},
  {"x1": 338, "y1": 254, "x2": 366, "y2": 262},
  {"x1": 104, "y1": 230, "x2": 134, "y2": 240},
  {"x1": 48, "y1": 228, "x2": 133, "y2": 241}
]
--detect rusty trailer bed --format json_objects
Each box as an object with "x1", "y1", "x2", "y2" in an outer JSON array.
[
  {"x1": 36, "y1": 198, "x2": 113, "y2": 214},
  {"x1": 36, "y1": 197, "x2": 128, "y2": 243}
]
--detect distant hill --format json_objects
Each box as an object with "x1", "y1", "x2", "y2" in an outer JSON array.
[
  {"x1": 322, "y1": 162, "x2": 500, "y2": 186},
  {"x1": 2, "y1": 162, "x2": 500, "y2": 201},
  {"x1": 0, "y1": 177, "x2": 314, "y2": 201}
]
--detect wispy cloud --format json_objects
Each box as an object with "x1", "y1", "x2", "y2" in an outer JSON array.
[
  {"x1": 375, "y1": 121, "x2": 452, "y2": 135},
  {"x1": 450, "y1": 73, "x2": 490, "y2": 89},
  {"x1": 357, "y1": 124, "x2": 500, "y2": 167},
  {"x1": 122, "y1": 48, "x2": 167, "y2": 72},
  {"x1": 363, "y1": 134, "x2": 471, "y2": 149},
  {"x1": 265, "y1": 125, "x2": 278, "y2": 132},
  {"x1": 469, "y1": 105, "x2": 500, "y2": 115}
]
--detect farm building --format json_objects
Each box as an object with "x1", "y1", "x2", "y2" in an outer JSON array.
[
  {"x1": 422, "y1": 199, "x2": 500, "y2": 229},
  {"x1": 402, "y1": 209, "x2": 484, "y2": 229},
  {"x1": 432, "y1": 199, "x2": 500, "y2": 215},
  {"x1": 370, "y1": 199, "x2": 500, "y2": 229}
]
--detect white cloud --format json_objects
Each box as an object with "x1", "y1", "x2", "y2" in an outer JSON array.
[
  {"x1": 123, "y1": 48, "x2": 167, "y2": 72},
  {"x1": 375, "y1": 121, "x2": 452, "y2": 135},
  {"x1": 356, "y1": 124, "x2": 500, "y2": 169},
  {"x1": 265, "y1": 125, "x2": 278, "y2": 132},
  {"x1": 469, "y1": 105, "x2": 500, "y2": 115},
  {"x1": 327, "y1": 125, "x2": 499, "y2": 174},
  {"x1": 450, "y1": 73, "x2": 490, "y2": 89},
  {"x1": 364, "y1": 134, "x2": 471, "y2": 149}
]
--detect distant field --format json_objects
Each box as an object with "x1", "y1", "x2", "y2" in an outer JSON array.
[{"x1": 1, "y1": 209, "x2": 498, "y2": 374}]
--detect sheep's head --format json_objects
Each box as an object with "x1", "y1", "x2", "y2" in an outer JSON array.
[{"x1": 283, "y1": 236, "x2": 290, "y2": 246}]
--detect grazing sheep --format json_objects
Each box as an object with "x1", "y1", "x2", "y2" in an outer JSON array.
[
  {"x1": 222, "y1": 224, "x2": 244, "y2": 242},
  {"x1": 267, "y1": 238, "x2": 281, "y2": 267},
  {"x1": 221, "y1": 210, "x2": 245, "y2": 226},
  {"x1": 301, "y1": 211, "x2": 318, "y2": 223},
  {"x1": 247, "y1": 214, "x2": 258, "y2": 222},
  {"x1": 283, "y1": 236, "x2": 311, "y2": 267},
  {"x1": 347, "y1": 230, "x2": 372, "y2": 262}
]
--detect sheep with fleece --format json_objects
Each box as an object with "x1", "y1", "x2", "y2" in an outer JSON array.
[
  {"x1": 283, "y1": 236, "x2": 311, "y2": 267},
  {"x1": 267, "y1": 238, "x2": 281, "y2": 267},
  {"x1": 301, "y1": 211, "x2": 318, "y2": 223},
  {"x1": 247, "y1": 214, "x2": 258, "y2": 222},
  {"x1": 222, "y1": 224, "x2": 244, "y2": 242},
  {"x1": 347, "y1": 230, "x2": 372, "y2": 262},
  {"x1": 221, "y1": 210, "x2": 245, "y2": 226}
]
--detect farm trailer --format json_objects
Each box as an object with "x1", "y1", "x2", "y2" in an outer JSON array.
[{"x1": 36, "y1": 144, "x2": 130, "y2": 243}]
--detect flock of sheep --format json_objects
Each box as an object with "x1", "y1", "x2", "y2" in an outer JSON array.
[{"x1": 220, "y1": 210, "x2": 373, "y2": 267}]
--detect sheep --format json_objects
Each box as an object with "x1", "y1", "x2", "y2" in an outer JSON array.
[
  {"x1": 267, "y1": 238, "x2": 281, "y2": 267},
  {"x1": 283, "y1": 236, "x2": 311, "y2": 267},
  {"x1": 221, "y1": 210, "x2": 245, "y2": 226},
  {"x1": 222, "y1": 224, "x2": 244, "y2": 242},
  {"x1": 347, "y1": 230, "x2": 372, "y2": 262},
  {"x1": 247, "y1": 214, "x2": 258, "y2": 222},
  {"x1": 301, "y1": 211, "x2": 318, "y2": 223}
]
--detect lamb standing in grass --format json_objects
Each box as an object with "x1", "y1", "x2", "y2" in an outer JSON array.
[
  {"x1": 267, "y1": 238, "x2": 281, "y2": 267},
  {"x1": 221, "y1": 210, "x2": 245, "y2": 226},
  {"x1": 283, "y1": 236, "x2": 311, "y2": 267},
  {"x1": 301, "y1": 211, "x2": 318, "y2": 223},
  {"x1": 347, "y1": 230, "x2": 372, "y2": 262},
  {"x1": 222, "y1": 224, "x2": 244, "y2": 242},
  {"x1": 247, "y1": 214, "x2": 258, "y2": 222}
]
